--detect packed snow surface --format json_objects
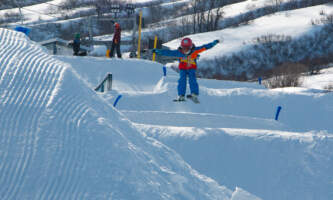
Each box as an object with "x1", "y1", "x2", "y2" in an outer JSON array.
[
  {"x1": 60, "y1": 43, "x2": 333, "y2": 200},
  {"x1": 0, "y1": 28, "x2": 264, "y2": 199},
  {"x1": 1, "y1": 2, "x2": 333, "y2": 199}
]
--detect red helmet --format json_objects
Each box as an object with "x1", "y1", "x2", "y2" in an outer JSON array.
[
  {"x1": 114, "y1": 22, "x2": 120, "y2": 29},
  {"x1": 181, "y1": 38, "x2": 193, "y2": 49}
]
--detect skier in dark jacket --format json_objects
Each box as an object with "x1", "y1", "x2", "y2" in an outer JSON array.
[
  {"x1": 72, "y1": 33, "x2": 81, "y2": 56},
  {"x1": 153, "y1": 37, "x2": 219, "y2": 102},
  {"x1": 110, "y1": 22, "x2": 122, "y2": 58}
]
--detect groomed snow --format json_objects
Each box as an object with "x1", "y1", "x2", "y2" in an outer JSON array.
[
  {"x1": 59, "y1": 43, "x2": 333, "y2": 200},
  {"x1": 1, "y1": 1, "x2": 333, "y2": 199},
  {"x1": 0, "y1": 28, "x2": 262, "y2": 200}
]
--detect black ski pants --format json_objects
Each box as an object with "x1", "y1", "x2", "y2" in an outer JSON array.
[{"x1": 110, "y1": 41, "x2": 121, "y2": 58}]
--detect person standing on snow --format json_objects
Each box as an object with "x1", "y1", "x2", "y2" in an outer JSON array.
[
  {"x1": 110, "y1": 22, "x2": 122, "y2": 58},
  {"x1": 72, "y1": 33, "x2": 81, "y2": 56},
  {"x1": 153, "y1": 38, "x2": 219, "y2": 102}
]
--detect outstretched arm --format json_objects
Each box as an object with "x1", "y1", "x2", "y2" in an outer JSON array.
[
  {"x1": 186, "y1": 40, "x2": 219, "y2": 59},
  {"x1": 153, "y1": 49, "x2": 184, "y2": 57},
  {"x1": 195, "y1": 40, "x2": 219, "y2": 51}
]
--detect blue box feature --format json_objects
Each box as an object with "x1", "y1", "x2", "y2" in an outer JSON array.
[{"x1": 14, "y1": 26, "x2": 31, "y2": 36}]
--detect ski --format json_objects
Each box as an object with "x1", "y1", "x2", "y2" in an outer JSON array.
[
  {"x1": 173, "y1": 95, "x2": 186, "y2": 102},
  {"x1": 173, "y1": 98, "x2": 186, "y2": 102},
  {"x1": 186, "y1": 94, "x2": 200, "y2": 104}
]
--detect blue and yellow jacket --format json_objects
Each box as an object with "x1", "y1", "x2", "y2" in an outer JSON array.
[{"x1": 154, "y1": 40, "x2": 219, "y2": 70}]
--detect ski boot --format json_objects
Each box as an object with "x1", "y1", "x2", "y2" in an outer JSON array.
[
  {"x1": 173, "y1": 95, "x2": 185, "y2": 102},
  {"x1": 186, "y1": 93, "x2": 200, "y2": 104}
]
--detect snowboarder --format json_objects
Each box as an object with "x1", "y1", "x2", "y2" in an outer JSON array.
[
  {"x1": 72, "y1": 33, "x2": 81, "y2": 56},
  {"x1": 110, "y1": 22, "x2": 122, "y2": 58},
  {"x1": 153, "y1": 37, "x2": 219, "y2": 102}
]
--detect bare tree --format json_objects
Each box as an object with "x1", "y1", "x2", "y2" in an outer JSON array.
[
  {"x1": 265, "y1": 62, "x2": 307, "y2": 88},
  {"x1": 191, "y1": 0, "x2": 201, "y2": 33},
  {"x1": 181, "y1": 15, "x2": 191, "y2": 36},
  {"x1": 1, "y1": 0, "x2": 42, "y2": 9},
  {"x1": 209, "y1": 0, "x2": 224, "y2": 31},
  {"x1": 147, "y1": 3, "x2": 163, "y2": 24},
  {"x1": 271, "y1": 0, "x2": 283, "y2": 10},
  {"x1": 190, "y1": 0, "x2": 224, "y2": 34}
]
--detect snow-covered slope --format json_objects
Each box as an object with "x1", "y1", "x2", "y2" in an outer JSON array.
[
  {"x1": 165, "y1": 3, "x2": 333, "y2": 58},
  {"x1": 1, "y1": 25, "x2": 333, "y2": 200},
  {"x1": 0, "y1": 28, "x2": 263, "y2": 200},
  {"x1": 162, "y1": 3, "x2": 333, "y2": 77},
  {"x1": 63, "y1": 55, "x2": 333, "y2": 133},
  {"x1": 60, "y1": 54, "x2": 333, "y2": 200}
]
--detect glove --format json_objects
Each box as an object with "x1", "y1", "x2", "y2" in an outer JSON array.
[{"x1": 213, "y1": 40, "x2": 220, "y2": 45}]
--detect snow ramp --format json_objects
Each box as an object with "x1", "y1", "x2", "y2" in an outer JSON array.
[
  {"x1": 59, "y1": 44, "x2": 333, "y2": 200},
  {"x1": 0, "y1": 28, "x2": 263, "y2": 199}
]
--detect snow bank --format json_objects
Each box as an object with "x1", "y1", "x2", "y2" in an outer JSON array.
[
  {"x1": 137, "y1": 125, "x2": 333, "y2": 200},
  {"x1": 0, "y1": 28, "x2": 259, "y2": 200},
  {"x1": 63, "y1": 43, "x2": 333, "y2": 200}
]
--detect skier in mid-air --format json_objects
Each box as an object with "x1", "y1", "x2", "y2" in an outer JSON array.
[{"x1": 153, "y1": 38, "x2": 219, "y2": 103}]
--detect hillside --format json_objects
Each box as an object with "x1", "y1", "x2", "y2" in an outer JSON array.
[
  {"x1": 1, "y1": 24, "x2": 333, "y2": 200},
  {"x1": 1, "y1": 1, "x2": 332, "y2": 79},
  {"x1": 1, "y1": 0, "x2": 333, "y2": 199},
  {"x1": 59, "y1": 43, "x2": 333, "y2": 200},
  {"x1": 0, "y1": 28, "x2": 262, "y2": 200}
]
